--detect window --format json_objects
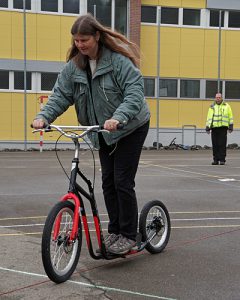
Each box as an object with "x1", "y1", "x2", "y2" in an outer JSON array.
[
  {"x1": 88, "y1": 0, "x2": 111, "y2": 27},
  {"x1": 144, "y1": 78, "x2": 155, "y2": 97},
  {"x1": 206, "y1": 81, "x2": 222, "y2": 98},
  {"x1": 0, "y1": 0, "x2": 8, "y2": 8},
  {"x1": 161, "y1": 7, "x2": 178, "y2": 25},
  {"x1": 180, "y1": 80, "x2": 200, "y2": 98},
  {"x1": 41, "y1": 0, "x2": 58, "y2": 12},
  {"x1": 183, "y1": 9, "x2": 200, "y2": 26},
  {"x1": 225, "y1": 81, "x2": 240, "y2": 99},
  {"x1": 13, "y1": 0, "x2": 31, "y2": 10},
  {"x1": 141, "y1": 6, "x2": 157, "y2": 23},
  {"x1": 0, "y1": 70, "x2": 9, "y2": 89},
  {"x1": 228, "y1": 11, "x2": 240, "y2": 28},
  {"x1": 63, "y1": 0, "x2": 79, "y2": 14},
  {"x1": 14, "y1": 71, "x2": 32, "y2": 90},
  {"x1": 159, "y1": 79, "x2": 177, "y2": 97},
  {"x1": 41, "y1": 73, "x2": 58, "y2": 91},
  {"x1": 115, "y1": 0, "x2": 127, "y2": 34},
  {"x1": 209, "y1": 10, "x2": 224, "y2": 27}
]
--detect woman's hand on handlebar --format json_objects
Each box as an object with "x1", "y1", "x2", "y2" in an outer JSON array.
[
  {"x1": 104, "y1": 119, "x2": 120, "y2": 132},
  {"x1": 32, "y1": 119, "x2": 45, "y2": 129}
]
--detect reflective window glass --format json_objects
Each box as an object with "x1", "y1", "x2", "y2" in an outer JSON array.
[
  {"x1": 161, "y1": 7, "x2": 178, "y2": 25},
  {"x1": 141, "y1": 6, "x2": 157, "y2": 23},
  {"x1": 115, "y1": 0, "x2": 127, "y2": 34},
  {"x1": 159, "y1": 79, "x2": 177, "y2": 97},
  {"x1": 180, "y1": 80, "x2": 200, "y2": 98},
  {"x1": 41, "y1": 73, "x2": 58, "y2": 91},
  {"x1": 228, "y1": 11, "x2": 240, "y2": 28},
  {"x1": 41, "y1": 0, "x2": 58, "y2": 12},
  {"x1": 88, "y1": 0, "x2": 111, "y2": 27},
  {"x1": 0, "y1": 0, "x2": 8, "y2": 8},
  {"x1": 144, "y1": 78, "x2": 155, "y2": 97},
  {"x1": 14, "y1": 71, "x2": 32, "y2": 90},
  {"x1": 13, "y1": 0, "x2": 31, "y2": 10},
  {"x1": 225, "y1": 81, "x2": 240, "y2": 99},
  {"x1": 0, "y1": 70, "x2": 9, "y2": 89},
  {"x1": 206, "y1": 81, "x2": 222, "y2": 98},
  {"x1": 63, "y1": 0, "x2": 79, "y2": 14},
  {"x1": 210, "y1": 10, "x2": 224, "y2": 27},
  {"x1": 183, "y1": 9, "x2": 200, "y2": 26}
]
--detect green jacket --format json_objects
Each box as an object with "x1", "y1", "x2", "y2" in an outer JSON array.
[
  {"x1": 206, "y1": 101, "x2": 233, "y2": 128},
  {"x1": 36, "y1": 47, "x2": 150, "y2": 148}
]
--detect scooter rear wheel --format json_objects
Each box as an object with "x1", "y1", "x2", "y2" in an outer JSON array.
[{"x1": 139, "y1": 200, "x2": 171, "y2": 254}]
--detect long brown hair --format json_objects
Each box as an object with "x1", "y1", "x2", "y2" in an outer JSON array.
[{"x1": 67, "y1": 13, "x2": 140, "y2": 69}]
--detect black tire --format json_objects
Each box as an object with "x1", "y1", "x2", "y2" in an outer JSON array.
[
  {"x1": 139, "y1": 200, "x2": 171, "y2": 254},
  {"x1": 42, "y1": 200, "x2": 82, "y2": 283}
]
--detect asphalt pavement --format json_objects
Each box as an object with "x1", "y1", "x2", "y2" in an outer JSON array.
[{"x1": 1, "y1": 149, "x2": 240, "y2": 300}]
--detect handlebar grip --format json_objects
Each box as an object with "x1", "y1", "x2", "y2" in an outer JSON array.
[
  {"x1": 30, "y1": 123, "x2": 51, "y2": 130},
  {"x1": 117, "y1": 123, "x2": 124, "y2": 130}
]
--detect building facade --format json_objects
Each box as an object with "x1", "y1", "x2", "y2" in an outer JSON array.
[{"x1": 0, "y1": 0, "x2": 240, "y2": 148}]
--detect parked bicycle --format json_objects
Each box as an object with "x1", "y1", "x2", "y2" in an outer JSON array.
[{"x1": 32, "y1": 124, "x2": 171, "y2": 283}]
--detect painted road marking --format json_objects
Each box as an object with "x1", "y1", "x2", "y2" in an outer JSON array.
[
  {"x1": 1, "y1": 225, "x2": 240, "y2": 237},
  {"x1": 0, "y1": 266, "x2": 177, "y2": 300}
]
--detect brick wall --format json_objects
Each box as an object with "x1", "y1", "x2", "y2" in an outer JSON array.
[{"x1": 129, "y1": 0, "x2": 141, "y2": 46}]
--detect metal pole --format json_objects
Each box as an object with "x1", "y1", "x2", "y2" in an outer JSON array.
[
  {"x1": 156, "y1": 8, "x2": 161, "y2": 149},
  {"x1": 93, "y1": 5, "x2": 96, "y2": 18},
  {"x1": 217, "y1": 10, "x2": 222, "y2": 93},
  {"x1": 23, "y1": 0, "x2": 27, "y2": 151}
]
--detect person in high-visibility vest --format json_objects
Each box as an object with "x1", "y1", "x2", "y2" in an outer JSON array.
[{"x1": 206, "y1": 93, "x2": 233, "y2": 165}]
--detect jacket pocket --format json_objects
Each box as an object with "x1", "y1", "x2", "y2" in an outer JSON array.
[
  {"x1": 98, "y1": 75, "x2": 122, "y2": 108},
  {"x1": 73, "y1": 80, "x2": 89, "y2": 125}
]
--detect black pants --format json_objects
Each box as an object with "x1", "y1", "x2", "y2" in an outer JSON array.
[
  {"x1": 98, "y1": 121, "x2": 149, "y2": 241},
  {"x1": 211, "y1": 127, "x2": 228, "y2": 162}
]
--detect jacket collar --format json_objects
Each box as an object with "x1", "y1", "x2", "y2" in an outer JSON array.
[{"x1": 93, "y1": 46, "x2": 113, "y2": 78}]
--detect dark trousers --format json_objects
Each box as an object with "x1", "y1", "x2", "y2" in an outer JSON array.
[
  {"x1": 211, "y1": 127, "x2": 228, "y2": 162},
  {"x1": 98, "y1": 121, "x2": 149, "y2": 241}
]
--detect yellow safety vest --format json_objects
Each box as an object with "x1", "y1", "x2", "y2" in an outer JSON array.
[{"x1": 206, "y1": 101, "x2": 233, "y2": 128}]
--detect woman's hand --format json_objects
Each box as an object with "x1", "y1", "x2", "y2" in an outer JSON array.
[
  {"x1": 32, "y1": 119, "x2": 45, "y2": 129},
  {"x1": 104, "y1": 119, "x2": 120, "y2": 132}
]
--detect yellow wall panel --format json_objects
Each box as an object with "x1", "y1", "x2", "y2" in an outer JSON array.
[
  {"x1": 11, "y1": 13, "x2": 24, "y2": 59},
  {"x1": 141, "y1": 0, "x2": 158, "y2": 5},
  {"x1": 25, "y1": 14, "x2": 37, "y2": 60},
  {"x1": 140, "y1": 26, "x2": 158, "y2": 76},
  {"x1": 0, "y1": 93, "x2": 12, "y2": 139},
  {"x1": 179, "y1": 100, "x2": 204, "y2": 127},
  {"x1": 179, "y1": 28, "x2": 204, "y2": 78},
  {"x1": 147, "y1": 99, "x2": 158, "y2": 127},
  {"x1": 159, "y1": 0, "x2": 181, "y2": 7},
  {"x1": 11, "y1": 93, "x2": 24, "y2": 140},
  {"x1": 224, "y1": 31, "x2": 240, "y2": 79},
  {"x1": 160, "y1": 27, "x2": 181, "y2": 77},
  {"x1": 229, "y1": 102, "x2": 240, "y2": 128},
  {"x1": 60, "y1": 16, "x2": 76, "y2": 62},
  {"x1": 0, "y1": 12, "x2": 12, "y2": 58},
  {"x1": 36, "y1": 15, "x2": 61, "y2": 61},
  {"x1": 203, "y1": 29, "x2": 219, "y2": 78},
  {"x1": 181, "y1": 0, "x2": 206, "y2": 8},
  {"x1": 159, "y1": 100, "x2": 179, "y2": 127}
]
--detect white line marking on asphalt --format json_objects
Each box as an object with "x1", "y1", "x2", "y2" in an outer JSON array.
[
  {"x1": 0, "y1": 267, "x2": 177, "y2": 300},
  {"x1": 1, "y1": 211, "x2": 240, "y2": 222},
  {"x1": 1, "y1": 225, "x2": 240, "y2": 237},
  {"x1": 2, "y1": 217, "x2": 240, "y2": 229},
  {"x1": 218, "y1": 178, "x2": 236, "y2": 182}
]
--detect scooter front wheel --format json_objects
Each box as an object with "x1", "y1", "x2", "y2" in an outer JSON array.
[
  {"x1": 41, "y1": 200, "x2": 82, "y2": 283},
  {"x1": 139, "y1": 200, "x2": 171, "y2": 254}
]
